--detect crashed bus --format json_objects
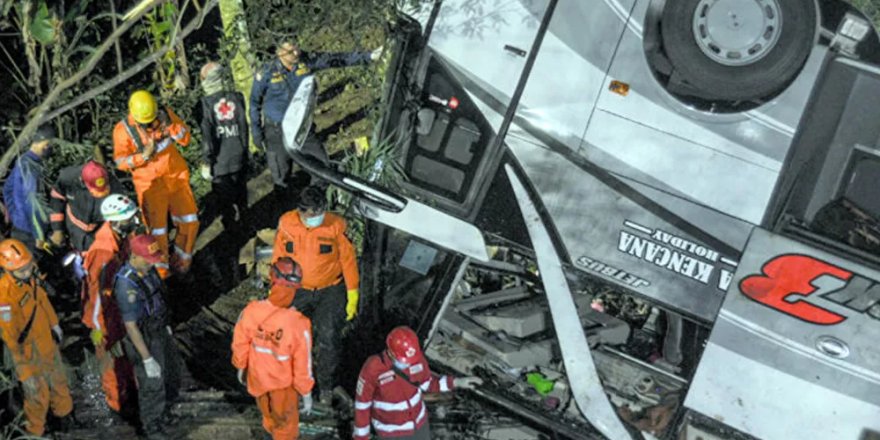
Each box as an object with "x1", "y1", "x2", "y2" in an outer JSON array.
[{"x1": 281, "y1": 0, "x2": 880, "y2": 438}]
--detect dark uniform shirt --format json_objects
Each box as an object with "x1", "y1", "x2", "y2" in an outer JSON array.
[
  {"x1": 249, "y1": 52, "x2": 371, "y2": 144},
  {"x1": 113, "y1": 264, "x2": 167, "y2": 324},
  {"x1": 49, "y1": 164, "x2": 126, "y2": 251},
  {"x1": 201, "y1": 91, "x2": 250, "y2": 176}
]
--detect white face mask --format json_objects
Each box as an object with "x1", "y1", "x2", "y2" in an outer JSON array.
[{"x1": 393, "y1": 359, "x2": 410, "y2": 370}]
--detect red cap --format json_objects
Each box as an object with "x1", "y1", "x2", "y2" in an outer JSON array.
[
  {"x1": 82, "y1": 161, "x2": 110, "y2": 197},
  {"x1": 129, "y1": 234, "x2": 163, "y2": 263}
]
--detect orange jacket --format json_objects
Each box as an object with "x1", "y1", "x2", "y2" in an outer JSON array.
[
  {"x1": 0, "y1": 273, "x2": 60, "y2": 381},
  {"x1": 112, "y1": 108, "x2": 191, "y2": 188},
  {"x1": 272, "y1": 211, "x2": 359, "y2": 291},
  {"x1": 232, "y1": 300, "x2": 314, "y2": 397},
  {"x1": 82, "y1": 223, "x2": 128, "y2": 345}
]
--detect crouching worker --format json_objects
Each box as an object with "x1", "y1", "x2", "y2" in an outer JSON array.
[
  {"x1": 114, "y1": 234, "x2": 182, "y2": 439},
  {"x1": 232, "y1": 257, "x2": 314, "y2": 440},
  {"x1": 353, "y1": 326, "x2": 484, "y2": 440},
  {"x1": 0, "y1": 238, "x2": 74, "y2": 436}
]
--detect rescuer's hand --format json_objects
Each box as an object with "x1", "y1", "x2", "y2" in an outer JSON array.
[
  {"x1": 109, "y1": 342, "x2": 124, "y2": 358},
  {"x1": 143, "y1": 137, "x2": 157, "y2": 160},
  {"x1": 301, "y1": 393, "x2": 313, "y2": 416},
  {"x1": 90, "y1": 328, "x2": 104, "y2": 347},
  {"x1": 50, "y1": 231, "x2": 65, "y2": 247},
  {"x1": 199, "y1": 163, "x2": 212, "y2": 180},
  {"x1": 346, "y1": 289, "x2": 359, "y2": 321},
  {"x1": 144, "y1": 357, "x2": 162, "y2": 379},
  {"x1": 454, "y1": 376, "x2": 483, "y2": 390}
]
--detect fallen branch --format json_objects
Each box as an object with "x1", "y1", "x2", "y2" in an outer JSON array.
[
  {"x1": 0, "y1": 0, "x2": 219, "y2": 178},
  {"x1": 44, "y1": 0, "x2": 215, "y2": 122}
]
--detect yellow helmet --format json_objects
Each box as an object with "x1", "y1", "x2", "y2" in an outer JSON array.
[{"x1": 129, "y1": 90, "x2": 158, "y2": 124}]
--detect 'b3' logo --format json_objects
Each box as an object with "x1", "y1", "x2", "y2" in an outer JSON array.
[{"x1": 739, "y1": 255, "x2": 852, "y2": 325}]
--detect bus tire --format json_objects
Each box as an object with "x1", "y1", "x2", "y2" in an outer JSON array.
[{"x1": 661, "y1": 0, "x2": 816, "y2": 102}]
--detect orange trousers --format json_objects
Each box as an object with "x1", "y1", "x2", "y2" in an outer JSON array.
[
  {"x1": 256, "y1": 387, "x2": 300, "y2": 440},
  {"x1": 23, "y1": 350, "x2": 73, "y2": 436},
  {"x1": 96, "y1": 343, "x2": 137, "y2": 413},
  {"x1": 136, "y1": 174, "x2": 199, "y2": 276}
]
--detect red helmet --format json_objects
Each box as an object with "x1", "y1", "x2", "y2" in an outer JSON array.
[
  {"x1": 386, "y1": 326, "x2": 422, "y2": 365},
  {"x1": 270, "y1": 257, "x2": 302, "y2": 289},
  {"x1": 0, "y1": 239, "x2": 33, "y2": 271}
]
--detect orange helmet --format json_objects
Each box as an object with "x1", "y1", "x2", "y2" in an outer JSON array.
[
  {"x1": 386, "y1": 326, "x2": 422, "y2": 365},
  {"x1": 270, "y1": 257, "x2": 302, "y2": 289},
  {"x1": 0, "y1": 239, "x2": 34, "y2": 271}
]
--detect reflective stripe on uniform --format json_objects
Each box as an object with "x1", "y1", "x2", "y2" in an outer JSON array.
[
  {"x1": 353, "y1": 426, "x2": 371, "y2": 436},
  {"x1": 439, "y1": 375, "x2": 450, "y2": 392},
  {"x1": 50, "y1": 189, "x2": 66, "y2": 200},
  {"x1": 170, "y1": 126, "x2": 187, "y2": 141},
  {"x1": 173, "y1": 246, "x2": 192, "y2": 261},
  {"x1": 419, "y1": 381, "x2": 430, "y2": 392},
  {"x1": 304, "y1": 330, "x2": 312, "y2": 379},
  {"x1": 151, "y1": 228, "x2": 167, "y2": 236},
  {"x1": 371, "y1": 404, "x2": 425, "y2": 433},
  {"x1": 93, "y1": 292, "x2": 102, "y2": 331},
  {"x1": 115, "y1": 155, "x2": 136, "y2": 169},
  {"x1": 66, "y1": 204, "x2": 98, "y2": 232},
  {"x1": 155, "y1": 138, "x2": 172, "y2": 153},
  {"x1": 50, "y1": 213, "x2": 65, "y2": 222},
  {"x1": 373, "y1": 392, "x2": 421, "y2": 412},
  {"x1": 253, "y1": 344, "x2": 290, "y2": 361},
  {"x1": 354, "y1": 400, "x2": 372, "y2": 410},
  {"x1": 171, "y1": 214, "x2": 198, "y2": 224}
]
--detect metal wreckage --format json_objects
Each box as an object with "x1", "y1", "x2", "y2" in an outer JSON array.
[{"x1": 277, "y1": 0, "x2": 880, "y2": 439}]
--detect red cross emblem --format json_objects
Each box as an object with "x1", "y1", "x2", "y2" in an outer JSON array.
[{"x1": 214, "y1": 98, "x2": 236, "y2": 121}]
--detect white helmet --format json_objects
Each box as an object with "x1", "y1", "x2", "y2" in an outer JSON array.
[{"x1": 101, "y1": 194, "x2": 138, "y2": 222}]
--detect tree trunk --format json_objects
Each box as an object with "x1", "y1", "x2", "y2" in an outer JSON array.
[{"x1": 219, "y1": 0, "x2": 255, "y2": 135}]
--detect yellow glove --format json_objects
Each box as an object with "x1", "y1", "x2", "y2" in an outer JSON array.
[
  {"x1": 90, "y1": 328, "x2": 104, "y2": 347},
  {"x1": 346, "y1": 289, "x2": 359, "y2": 321}
]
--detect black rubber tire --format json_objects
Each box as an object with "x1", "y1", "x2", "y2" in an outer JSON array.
[{"x1": 661, "y1": 0, "x2": 816, "y2": 101}]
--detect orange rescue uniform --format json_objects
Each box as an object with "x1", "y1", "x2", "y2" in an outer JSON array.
[
  {"x1": 112, "y1": 109, "x2": 198, "y2": 275},
  {"x1": 232, "y1": 299, "x2": 314, "y2": 439},
  {"x1": 82, "y1": 222, "x2": 136, "y2": 413},
  {"x1": 0, "y1": 273, "x2": 72, "y2": 436},
  {"x1": 271, "y1": 211, "x2": 359, "y2": 291}
]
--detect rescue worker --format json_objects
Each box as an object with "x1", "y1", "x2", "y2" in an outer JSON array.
[
  {"x1": 198, "y1": 61, "x2": 249, "y2": 228},
  {"x1": 113, "y1": 90, "x2": 199, "y2": 277},
  {"x1": 114, "y1": 234, "x2": 182, "y2": 439},
  {"x1": 232, "y1": 257, "x2": 314, "y2": 440},
  {"x1": 48, "y1": 160, "x2": 124, "y2": 252},
  {"x1": 271, "y1": 185, "x2": 358, "y2": 404},
  {"x1": 353, "y1": 326, "x2": 483, "y2": 440},
  {"x1": 0, "y1": 238, "x2": 74, "y2": 436},
  {"x1": 82, "y1": 194, "x2": 140, "y2": 420},
  {"x1": 250, "y1": 38, "x2": 381, "y2": 195},
  {"x1": 2, "y1": 124, "x2": 55, "y2": 255}
]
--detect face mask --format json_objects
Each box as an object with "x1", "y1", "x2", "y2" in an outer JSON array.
[
  {"x1": 303, "y1": 213, "x2": 324, "y2": 228},
  {"x1": 393, "y1": 359, "x2": 410, "y2": 371}
]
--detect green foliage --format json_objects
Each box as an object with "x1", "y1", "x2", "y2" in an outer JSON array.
[
  {"x1": 852, "y1": 0, "x2": 880, "y2": 27},
  {"x1": 29, "y1": 2, "x2": 55, "y2": 45}
]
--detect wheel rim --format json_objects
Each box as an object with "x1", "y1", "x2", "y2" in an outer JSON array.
[{"x1": 691, "y1": 0, "x2": 782, "y2": 67}]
